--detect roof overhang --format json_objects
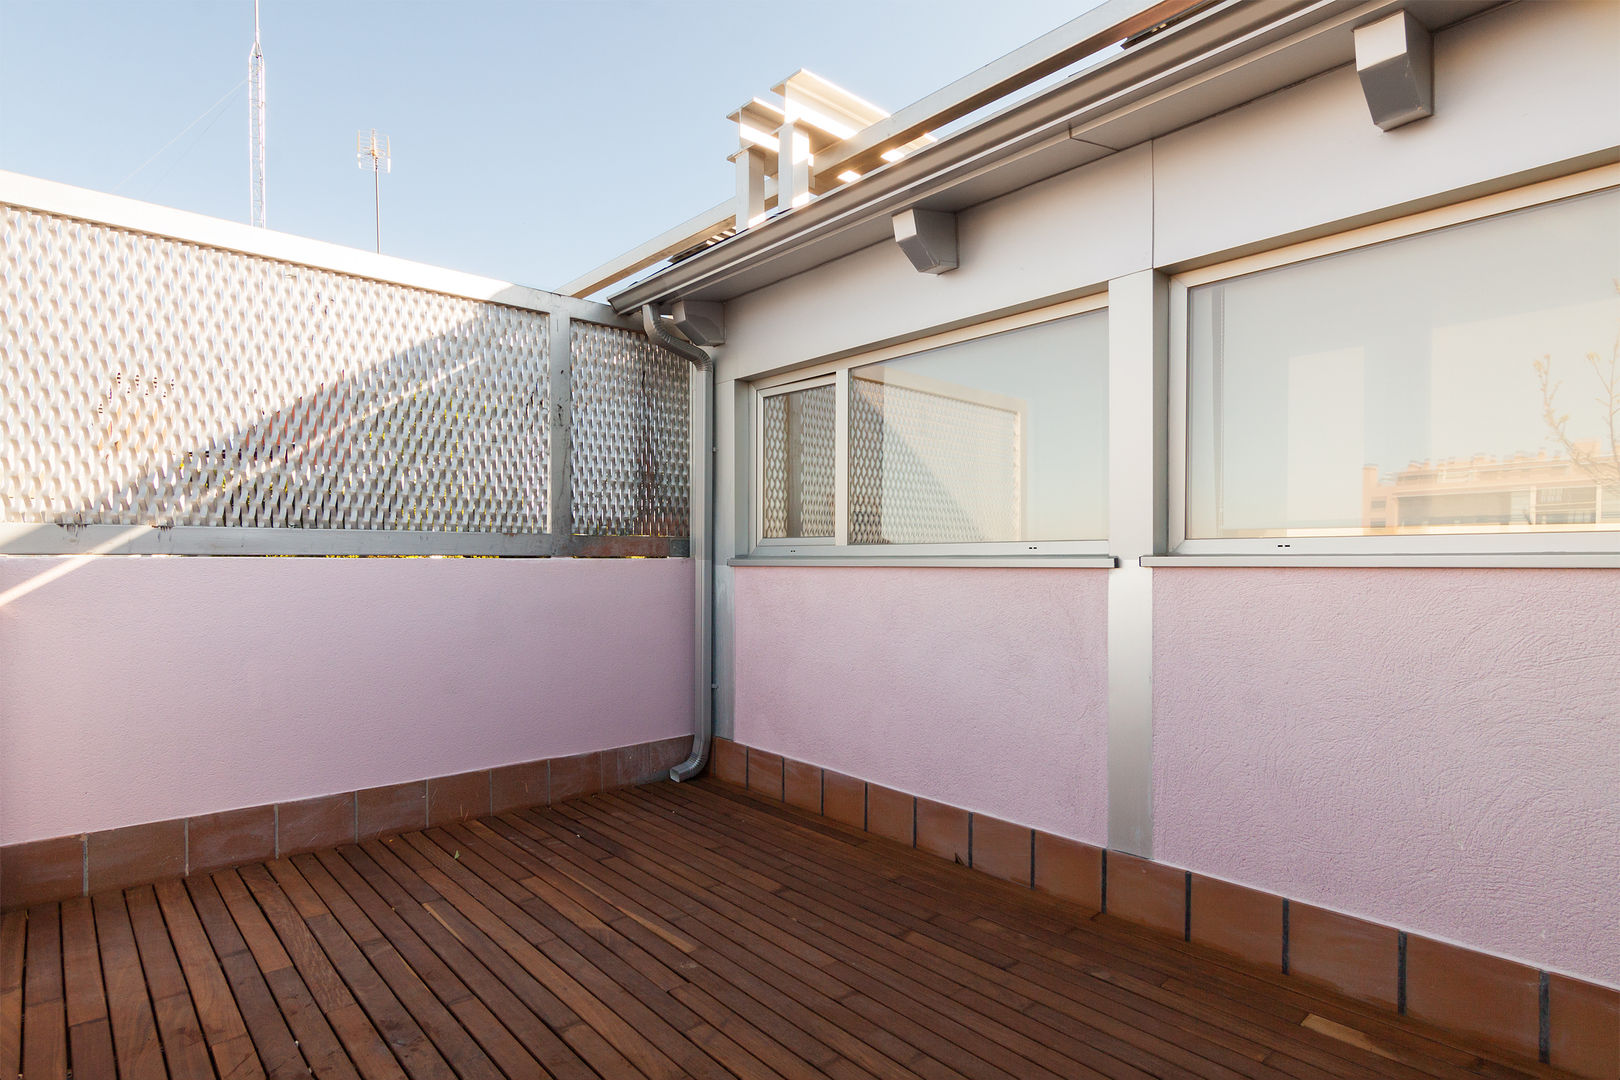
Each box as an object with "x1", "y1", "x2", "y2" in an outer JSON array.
[{"x1": 607, "y1": 0, "x2": 1502, "y2": 314}]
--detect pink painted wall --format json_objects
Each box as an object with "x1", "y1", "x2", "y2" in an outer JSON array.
[
  {"x1": 732, "y1": 567, "x2": 1110, "y2": 843},
  {"x1": 1153, "y1": 568, "x2": 1620, "y2": 986},
  {"x1": 0, "y1": 556, "x2": 693, "y2": 844}
]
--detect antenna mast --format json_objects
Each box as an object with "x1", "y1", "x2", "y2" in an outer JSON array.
[
  {"x1": 357, "y1": 129, "x2": 391, "y2": 253},
  {"x1": 248, "y1": 0, "x2": 266, "y2": 227}
]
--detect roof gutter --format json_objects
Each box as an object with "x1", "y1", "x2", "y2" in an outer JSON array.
[{"x1": 608, "y1": 0, "x2": 1495, "y2": 314}]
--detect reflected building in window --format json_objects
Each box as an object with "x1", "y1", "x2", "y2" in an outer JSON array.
[{"x1": 1362, "y1": 442, "x2": 1620, "y2": 531}]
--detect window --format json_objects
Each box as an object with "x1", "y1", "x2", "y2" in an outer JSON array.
[
  {"x1": 1177, "y1": 185, "x2": 1620, "y2": 553},
  {"x1": 760, "y1": 380, "x2": 836, "y2": 539},
  {"x1": 753, "y1": 303, "x2": 1108, "y2": 554}
]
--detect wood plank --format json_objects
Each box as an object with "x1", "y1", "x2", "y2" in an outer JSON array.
[
  {"x1": 91, "y1": 892, "x2": 169, "y2": 1080},
  {"x1": 213, "y1": 867, "x2": 365, "y2": 1080},
  {"x1": 597, "y1": 790, "x2": 1173, "y2": 1080},
  {"x1": 472, "y1": 814, "x2": 884, "y2": 1080},
  {"x1": 244, "y1": 859, "x2": 449, "y2": 1080},
  {"x1": 154, "y1": 879, "x2": 269, "y2": 1080},
  {"x1": 21, "y1": 904, "x2": 66, "y2": 1080},
  {"x1": 126, "y1": 884, "x2": 220, "y2": 1080},
  {"x1": 0, "y1": 910, "x2": 28, "y2": 1080},
  {"x1": 507, "y1": 805, "x2": 940, "y2": 1080},
  {"x1": 421, "y1": 823, "x2": 798, "y2": 1080},
  {"x1": 234, "y1": 863, "x2": 412, "y2": 1080},
  {"x1": 352, "y1": 837, "x2": 649, "y2": 1080},
  {"x1": 388, "y1": 830, "x2": 703, "y2": 1080},
  {"x1": 312, "y1": 845, "x2": 594, "y2": 1080},
  {"x1": 656, "y1": 782, "x2": 1362, "y2": 1080},
  {"x1": 4, "y1": 781, "x2": 1569, "y2": 1080},
  {"x1": 186, "y1": 874, "x2": 319, "y2": 1080},
  {"x1": 563, "y1": 795, "x2": 1086, "y2": 1080},
  {"x1": 276, "y1": 854, "x2": 511, "y2": 1080},
  {"x1": 644, "y1": 783, "x2": 1384, "y2": 1080},
  {"x1": 60, "y1": 897, "x2": 117, "y2": 1080},
  {"x1": 635, "y1": 785, "x2": 1295, "y2": 1080},
  {"x1": 673, "y1": 779, "x2": 1518, "y2": 1080}
]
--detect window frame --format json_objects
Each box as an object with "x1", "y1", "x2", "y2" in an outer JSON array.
[
  {"x1": 747, "y1": 294, "x2": 1111, "y2": 559},
  {"x1": 753, "y1": 374, "x2": 840, "y2": 549},
  {"x1": 1167, "y1": 165, "x2": 1620, "y2": 558}
]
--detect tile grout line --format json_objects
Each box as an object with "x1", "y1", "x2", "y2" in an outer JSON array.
[
  {"x1": 1397, "y1": 931, "x2": 1408, "y2": 1015},
  {"x1": 1281, "y1": 898, "x2": 1290, "y2": 974},
  {"x1": 1537, "y1": 971, "x2": 1550, "y2": 1063}
]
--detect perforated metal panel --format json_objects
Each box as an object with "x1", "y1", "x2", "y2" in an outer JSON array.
[
  {"x1": 848, "y1": 374, "x2": 1022, "y2": 544},
  {"x1": 761, "y1": 384, "x2": 836, "y2": 538},
  {"x1": 0, "y1": 203, "x2": 553, "y2": 534},
  {"x1": 569, "y1": 321, "x2": 690, "y2": 536}
]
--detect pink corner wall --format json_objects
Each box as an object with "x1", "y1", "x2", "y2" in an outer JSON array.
[
  {"x1": 732, "y1": 566, "x2": 1110, "y2": 843},
  {"x1": 1152, "y1": 568, "x2": 1620, "y2": 986},
  {"x1": 0, "y1": 556, "x2": 693, "y2": 845}
]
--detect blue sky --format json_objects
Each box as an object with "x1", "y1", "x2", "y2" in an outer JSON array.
[{"x1": 0, "y1": 1, "x2": 1097, "y2": 292}]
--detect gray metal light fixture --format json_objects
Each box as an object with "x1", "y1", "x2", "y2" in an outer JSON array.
[
  {"x1": 670, "y1": 300, "x2": 726, "y2": 346},
  {"x1": 1353, "y1": 11, "x2": 1433, "y2": 131},
  {"x1": 892, "y1": 208, "x2": 958, "y2": 274}
]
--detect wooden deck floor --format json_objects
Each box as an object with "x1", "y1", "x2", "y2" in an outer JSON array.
[{"x1": 1, "y1": 779, "x2": 1563, "y2": 1080}]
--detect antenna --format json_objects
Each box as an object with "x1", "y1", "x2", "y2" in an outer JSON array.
[
  {"x1": 248, "y1": 0, "x2": 266, "y2": 227},
  {"x1": 357, "y1": 129, "x2": 391, "y2": 253}
]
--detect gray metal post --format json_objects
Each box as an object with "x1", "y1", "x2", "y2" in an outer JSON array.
[
  {"x1": 547, "y1": 314, "x2": 574, "y2": 542},
  {"x1": 1106, "y1": 269, "x2": 1168, "y2": 857}
]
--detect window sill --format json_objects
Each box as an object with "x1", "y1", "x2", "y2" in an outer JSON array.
[
  {"x1": 1141, "y1": 553, "x2": 1620, "y2": 569},
  {"x1": 729, "y1": 554, "x2": 1118, "y2": 569}
]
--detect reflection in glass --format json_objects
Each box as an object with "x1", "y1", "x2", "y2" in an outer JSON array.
[
  {"x1": 1187, "y1": 189, "x2": 1620, "y2": 538},
  {"x1": 761, "y1": 383, "x2": 835, "y2": 538},
  {"x1": 848, "y1": 311, "x2": 1107, "y2": 544}
]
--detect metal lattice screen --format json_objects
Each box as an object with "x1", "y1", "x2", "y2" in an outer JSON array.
[
  {"x1": 849, "y1": 374, "x2": 1023, "y2": 544},
  {"x1": 569, "y1": 321, "x2": 690, "y2": 536},
  {"x1": 761, "y1": 384, "x2": 836, "y2": 538},
  {"x1": 0, "y1": 199, "x2": 691, "y2": 553}
]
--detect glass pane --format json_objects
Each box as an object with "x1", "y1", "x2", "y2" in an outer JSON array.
[
  {"x1": 1187, "y1": 189, "x2": 1620, "y2": 538},
  {"x1": 848, "y1": 311, "x2": 1107, "y2": 544},
  {"x1": 761, "y1": 383, "x2": 835, "y2": 538}
]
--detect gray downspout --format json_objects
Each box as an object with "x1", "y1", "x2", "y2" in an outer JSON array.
[{"x1": 640, "y1": 304, "x2": 714, "y2": 782}]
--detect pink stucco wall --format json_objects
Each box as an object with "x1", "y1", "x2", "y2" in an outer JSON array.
[
  {"x1": 0, "y1": 556, "x2": 693, "y2": 845},
  {"x1": 732, "y1": 566, "x2": 1110, "y2": 843},
  {"x1": 1153, "y1": 568, "x2": 1620, "y2": 986}
]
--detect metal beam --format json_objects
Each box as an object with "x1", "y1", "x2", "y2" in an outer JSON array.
[{"x1": 811, "y1": 0, "x2": 1211, "y2": 184}]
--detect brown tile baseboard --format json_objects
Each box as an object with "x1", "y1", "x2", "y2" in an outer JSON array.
[
  {"x1": 0, "y1": 734, "x2": 691, "y2": 913},
  {"x1": 707, "y1": 737, "x2": 1620, "y2": 1080}
]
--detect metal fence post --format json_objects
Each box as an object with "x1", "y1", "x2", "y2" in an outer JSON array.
[{"x1": 548, "y1": 314, "x2": 574, "y2": 546}]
